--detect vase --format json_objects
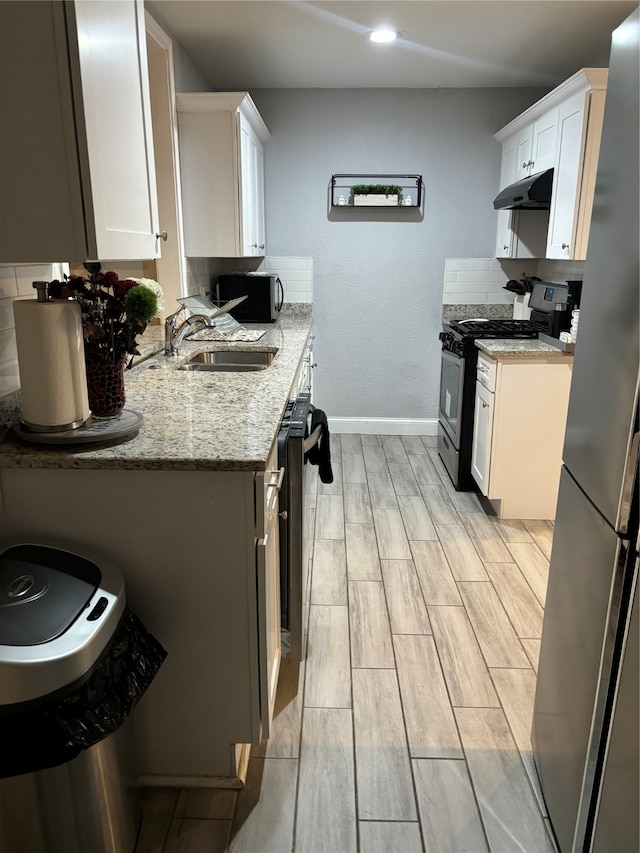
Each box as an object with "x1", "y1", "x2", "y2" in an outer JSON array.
[{"x1": 85, "y1": 355, "x2": 127, "y2": 418}]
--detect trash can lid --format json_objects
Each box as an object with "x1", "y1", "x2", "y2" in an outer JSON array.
[{"x1": 0, "y1": 544, "x2": 101, "y2": 646}]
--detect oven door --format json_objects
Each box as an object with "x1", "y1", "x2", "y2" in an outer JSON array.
[{"x1": 439, "y1": 348, "x2": 465, "y2": 448}]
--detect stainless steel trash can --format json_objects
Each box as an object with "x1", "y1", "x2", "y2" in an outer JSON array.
[{"x1": 0, "y1": 544, "x2": 143, "y2": 853}]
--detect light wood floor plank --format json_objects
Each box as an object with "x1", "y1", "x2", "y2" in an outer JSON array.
[
  {"x1": 413, "y1": 759, "x2": 488, "y2": 852},
  {"x1": 455, "y1": 707, "x2": 555, "y2": 853},
  {"x1": 252, "y1": 657, "x2": 304, "y2": 759},
  {"x1": 317, "y1": 461, "x2": 342, "y2": 495},
  {"x1": 485, "y1": 561, "x2": 544, "y2": 639},
  {"x1": 314, "y1": 494, "x2": 345, "y2": 539},
  {"x1": 305, "y1": 605, "x2": 351, "y2": 708},
  {"x1": 349, "y1": 581, "x2": 395, "y2": 668},
  {"x1": 367, "y1": 471, "x2": 399, "y2": 509},
  {"x1": 410, "y1": 540, "x2": 462, "y2": 605},
  {"x1": 381, "y1": 560, "x2": 431, "y2": 635},
  {"x1": 164, "y1": 818, "x2": 230, "y2": 853},
  {"x1": 492, "y1": 517, "x2": 535, "y2": 544},
  {"x1": 460, "y1": 511, "x2": 513, "y2": 562},
  {"x1": 382, "y1": 435, "x2": 409, "y2": 462},
  {"x1": 331, "y1": 434, "x2": 342, "y2": 456},
  {"x1": 373, "y1": 507, "x2": 412, "y2": 559},
  {"x1": 441, "y1": 479, "x2": 485, "y2": 513},
  {"x1": 344, "y1": 482, "x2": 373, "y2": 524},
  {"x1": 428, "y1": 606, "x2": 499, "y2": 707},
  {"x1": 360, "y1": 433, "x2": 382, "y2": 446},
  {"x1": 394, "y1": 635, "x2": 462, "y2": 758},
  {"x1": 388, "y1": 461, "x2": 421, "y2": 496},
  {"x1": 342, "y1": 452, "x2": 367, "y2": 484},
  {"x1": 521, "y1": 638, "x2": 541, "y2": 673},
  {"x1": 435, "y1": 523, "x2": 488, "y2": 580},
  {"x1": 507, "y1": 542, "x2": 550, "y2": 606},
  {"x1": 420, "y1": 435, "x2": 438, "y2": 448},
  {"x1": 228, "y1": 758, "x2": 297, "y2": 853},
  {"x1": 397, "y1": 495, "x2": 438, "y2": 540},
  {"x1": 340, "y1": 433, "x2": 362, "y2": 454},
  {"x1": 401, "y1": 435, "x2": 429, "y2": 455},
  {"x1": 363, "y1": 444, "x2": 389, "y2": 473},
  {"x1": 311, "y1": 539, "x2": 347, "y2": 605},
  {"x1": 522, "y1": 519, "x2": 555, "y2": 559},
  {"x1": 427, "y1": 449, "x2": 450, "y2": 484},
  {"x1": 353, "y1": 668, "x2": 417, "y2": 821},
  {"x1": 295, "y1": 708, "x2": 357, "y2": 853},
  {"x1": 490, "y1": 667, "x2": 548, "y2": 816},
  {"x1": 358, "y1": 821, "x2": 423, "y2": 853},
  {"x1": 457, "y1": 581, "x2": 530, "y2": 668},
  {"x1": 408, "y1": 453, "x2": 441, "y2": 485},
  {"x1": 345, "y1": 522, "x2": 381, "y2": 580},
  {"x1": 419, "y1": 483, "x2": 460, "y2": 525}
]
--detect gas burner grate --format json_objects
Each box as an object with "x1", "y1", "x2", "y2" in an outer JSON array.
[{"x1": 450, "y1": 319, "x2": 546, "y2": 338}]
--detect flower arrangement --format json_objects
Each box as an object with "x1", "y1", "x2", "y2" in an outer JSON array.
[{"x1": 48, "y1": 266, "x2": 163, "y2": 365}]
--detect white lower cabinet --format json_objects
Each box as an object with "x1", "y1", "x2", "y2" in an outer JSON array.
[{"x1": 471, "y1": 351, "x2": 573, "y2": 519}]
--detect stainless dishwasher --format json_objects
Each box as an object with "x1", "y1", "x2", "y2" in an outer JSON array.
[{"x1": 277, "y1": 392, "x2": 320, "y2": 661}]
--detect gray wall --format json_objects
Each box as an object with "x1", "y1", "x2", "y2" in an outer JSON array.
[{"x1": 251, "y1": 88, "x2": 546, "y2": 422}]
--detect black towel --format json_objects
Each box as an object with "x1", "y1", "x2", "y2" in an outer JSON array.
[{"x1": 306, "y1": 407, "x2": 333, "y2": 484}]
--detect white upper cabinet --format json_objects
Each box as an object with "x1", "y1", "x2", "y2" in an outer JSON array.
[
  {"x1": 494, "y1": 68, "x2": 608, "y2": 261},
  {"x1": 0, "y1": 0, "x2": 160, "y2": 263},
  {"x1": 176, "y1": 93, "x2": 270, "y2": 258}
]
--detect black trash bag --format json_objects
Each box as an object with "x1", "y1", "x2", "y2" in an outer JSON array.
[{"x1": 0, "y1": 608, "x2": 167, "y2": 779}]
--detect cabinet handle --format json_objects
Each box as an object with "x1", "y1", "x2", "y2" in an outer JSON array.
[
  {"x1": 478, "y1": 366, "x2": 489, "y2": 373},
  {"x1": 278, "y1": 510, "x2": 288, "y2": 520},
  {"x1": 156, "y1": 230, "x2": 168, "y2": 241},
  {"x1": 522, "y1": 162, "x2": 528, "y2": 169},
  {"x1": 252, "y1": 243, "x2": 266, "y2": 250},
  {"x1": 481, "y1": 401, "x2": 489, "y2": 408},
  {"x1": 311, "y1": 362, "x2": 318, "y2": 368},
  {"x1": 562, "y1": 242, "x2": 570, "y2": 250},
  {"x1": 259, "y1": 244, "x2": 265, "y2": 250},
  {"x1": 503, "y1": 244, "x2": 509, "y2": 250},
  {"x1": 266, "y1": 467, "x2": 285, "y2": 491}
]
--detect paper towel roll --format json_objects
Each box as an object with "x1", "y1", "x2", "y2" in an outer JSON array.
[{"x1": 13, "y1": 299, "x2": 90, "y2": 430}]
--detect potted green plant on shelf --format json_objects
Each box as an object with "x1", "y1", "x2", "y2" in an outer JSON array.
[{"x1": 349, "y1": 183, "x2": 403, "y2": 206}]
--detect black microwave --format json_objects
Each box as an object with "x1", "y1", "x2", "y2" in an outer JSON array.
[{"x1": 216, "y1": 274, "x2": 284, "y2": 323}]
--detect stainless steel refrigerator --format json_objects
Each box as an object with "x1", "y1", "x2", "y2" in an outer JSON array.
[{"x1": 532, "y1": 9, "x2": 639, "y2": 853}]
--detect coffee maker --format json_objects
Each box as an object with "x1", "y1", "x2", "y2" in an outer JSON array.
[{"x1": 529, "y1": 279, "x2": 582, "y2": 338}]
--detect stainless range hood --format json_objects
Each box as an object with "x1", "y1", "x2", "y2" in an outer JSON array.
[{"x1": 493, "y1": 168, "x2": 553, "y2": 210}]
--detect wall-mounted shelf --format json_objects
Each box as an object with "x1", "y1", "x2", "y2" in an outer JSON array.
[{"x1": 330, "y1": 174, "x2": 423, "y2": 208}]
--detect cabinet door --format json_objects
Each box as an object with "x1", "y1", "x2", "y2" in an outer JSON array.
[
  {"x1": 531, "y1": 108, "x2": 559, "y2": 174},
  {"x1": 471, "y1": 380, "x2": 495, "y2": 495},
  {"x1": 515, "y1": 125, "x2": 534, "y2": 179},
  {"x1": 239, "y1": 117, "x2": 266, "y2": 257},
  {"x1": 256, "y1": 506, "x2": 281, "y2": 739},
  {"x1": 546, "y1": 92, "x2": 586, "y2": 259},
  {"x1": 496, "y1": 135, "x2": 518, "y2": 257}
]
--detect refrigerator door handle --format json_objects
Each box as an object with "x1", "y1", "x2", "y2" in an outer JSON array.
[{"x1": 619, "y1": 424, "x2": 639, "y2": 535}]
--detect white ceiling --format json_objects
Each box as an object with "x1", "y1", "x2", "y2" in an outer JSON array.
[{"x1": 145, "y1": 0, "x2": 637, "y2": 89}]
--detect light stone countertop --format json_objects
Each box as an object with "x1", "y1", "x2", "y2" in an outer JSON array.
[
  {"x1": 0, "y1": 313, "x2": 312, "y2": 472},
  {"x1": 476, "y1": 339, "x2": 574, "y2": 358}
]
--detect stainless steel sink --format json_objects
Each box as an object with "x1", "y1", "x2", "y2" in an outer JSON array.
[{"x1": 179, "y1": 349, "x2": 275, "y2": 372}]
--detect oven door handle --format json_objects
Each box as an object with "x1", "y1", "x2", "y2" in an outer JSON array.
[{"x1": 303, "y1": 426, "x2": 322, "y2": 454}]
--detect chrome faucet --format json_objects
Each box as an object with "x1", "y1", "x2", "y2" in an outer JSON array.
[{"x1": 165, "y1": 307, "x2": 215, "y2": 355}]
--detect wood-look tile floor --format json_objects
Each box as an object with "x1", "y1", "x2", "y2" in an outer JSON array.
[{"x1": 136, "y1": 434, "x2": 558, "y2": 853}]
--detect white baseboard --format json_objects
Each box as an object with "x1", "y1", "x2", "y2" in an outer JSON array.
[{"x1": 328, "y1": 417, "x2": 438, "y2": 436}]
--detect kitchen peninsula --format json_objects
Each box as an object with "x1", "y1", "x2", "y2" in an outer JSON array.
[{"x1": 0, "y1": 310, "x2": 312, "y2": 786}]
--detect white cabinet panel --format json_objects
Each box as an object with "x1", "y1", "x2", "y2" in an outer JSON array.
[
  {"x1": 546, "y1": 93, "x2": 586, "y2": 258},
  {"x1": 531, "y1": 108, "x2": 559, "y2": 174},
  {"x1": 471, "y1": 381, "x2": 494, "y2": 495},
  {"x1": 496, "y1": 136, "x2": 518, "y2": 257}
]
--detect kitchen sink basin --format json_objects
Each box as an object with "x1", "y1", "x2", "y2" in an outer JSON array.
[{"x1": 179, "y1": 349, "x2": 275, "y2": 372}]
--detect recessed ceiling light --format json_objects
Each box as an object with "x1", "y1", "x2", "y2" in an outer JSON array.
[{"x1": 368, "y1": 29, "x2": 398, "y2": 44}]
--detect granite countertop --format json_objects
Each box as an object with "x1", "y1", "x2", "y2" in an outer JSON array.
[
  {"x1": 0, "y1": 311, "x2": 312, "y2": 472},
  {"x1": 476, "y1": 339, "x2": 574, "y2": 358}
]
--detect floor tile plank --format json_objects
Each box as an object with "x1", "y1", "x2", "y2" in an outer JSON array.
[
  {"x1": 340, "y1": 433, "x2": 362, "y2": 454},
  {"x1": 314, "y1": 494, "x2": 345, "y2": 539},
  {"x1": 344, "y1": 482, "x2": 373, "y2": 524},
  {"x1": 428, "y1": 606, "x2": 499, "y2": 707},
  {"x1": 522, "y1": 519, "x2": 555, "y2": 559},
  {"x1": 360, "y1": 433, "x2": 382, "y2": 446},
  {"x1": 358, "y1": 821, "x2": 422, "y2": 853},
  {"x1": 252, "y1": 657, "x2": 305, "y2": 759},
  {"x1": 363, "y1": 444, "x2": 389, "y2": 473},
  {"x1": 397, "y1": 495, "x2": 438, "y2": 540},
  {"x1": 174, "y1": 788, "x2": 236, "y2": 819},
  {"x1": 521, "y1": 638, "x2": 541, "y2": 673},
  {"x1": 342, "y1": 452, "x2": 367, "y2": 484},
  {"x1": 441, "y1": 480, "x2": 485, "y2": 513},
  {"x1": 137, "y1": 788, "x2": 179, "y2": 853},
  {"x1": 311, "y1": 539, "x2": 347, "y2": 605},
  {"x1": 388, "y1": 461, "x2": 421, "y2": 496},
  {"x1": 492, "y1": 517, "x2": 535, "y2": 544},
  {"x1": 164, "y1": 818, "x2": 231, "y2": 853},
  {"x1": 410, "y1": 540, "x2": 462, "y2": 605},
  {"x1": 408, "y1": 453, "x2": 441, "y2": 485},
  {"x1": 401, "y1": 435, "x2": 429, "y2": 455},
  {"x1": 413, "y1": 759, "x2": 488, "y2": 852},
  {"x1": 345, "y1": 522, "x2": 381, "y2": 580},
  {"x1": 455, "y1": 707, "x2": 555, "y2": 853},
  {"x1": 460, "y1": 511, "x2": 513, "y2": 562},
  {"x1": 373, "y1": 508, "x2": 412, "y2": 559},
  {"x1": 507, "y1": 543, "x2": 550, "y2": 606},
  {"x1": 353, "y1": 668, "x2": 417, "y2": 821},
  {"x1": 457, "y1": 582, "x2": 531, "y2": 668},
  {"x1": 419, "y1": 483, "x2": 460, "y2": 525},
  {"x1": 317, "y1": 461, "x2": 342, "y2": 495},
  {"x1": 382, "y1": 435, "x2": 409, "y2": 462},
  {"x1": 490, "y1": 667, "x2": 548, "y2": 816},
  {"x1": 485, "y1": 562, "x2": 544, "y2": 639},
  {"x1": 295, "y1": 708, "x2": 357, "y2": 853},
  {"x1": 381, "y1": 560, "x2": 431, "y2": 635},
  {"x1": 435, "y1": 523, "x2": 488, "y2": 580},
  {"x1": 228, "y1": 758, "x2": 297, "y2": 853},
  {"x1": 394, "y1": 634, "x2": 462, "y2": 758},
  {"x1": 349, "y1": 581, "x2": 395, "y2": 668},
  {"x1": 367, "y1": 471, "x2": 399, "y2": 509},
  {"x1": 305, "y1": 605, "x2": 351, "y2": 708}
]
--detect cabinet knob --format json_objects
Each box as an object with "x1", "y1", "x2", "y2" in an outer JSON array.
[
  {"x1": 311, "y1": 362, "x2": 318, "y2": 369},
  {"x1": 482, "y1": 402, "x2": 489, "y2": 408},
  {"x1": 522, "y1": 162, "x2": 528, "y2": 169},
  {"x1": 259, "y1": 244, "x2": 265, "y2": 250},
  {"x1": 562, "y1": 242, "x2": 570, "y2": 250},
  {"x1": 252, "y1": 243, "x2": 266, "y2": 250},
  {"x1": 156, "y1": 230, "x2": 168, "y2": 241},
  {"x1": 278, "y1": 510, "x2": 288, "y2": 520},
  {"x1": 503, "y1": 245, "x2": 509, "y2": 251}
]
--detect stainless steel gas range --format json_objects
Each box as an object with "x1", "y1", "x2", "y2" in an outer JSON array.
[{"x1": 437, "y1": 318, "x2": 545, "y2": 490}]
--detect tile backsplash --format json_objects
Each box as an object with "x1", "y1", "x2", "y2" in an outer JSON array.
[
  {"x1": 185, "y1": 256, "x2": 314, "y2": 303},
  {"x1": 263, "y1": 257, "x2": 313, "y2": 303}
]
